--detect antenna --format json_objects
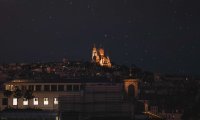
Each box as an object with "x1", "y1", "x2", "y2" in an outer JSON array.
[{"x1": 129, "y1": 67, "x2": 132, "y2": 77}]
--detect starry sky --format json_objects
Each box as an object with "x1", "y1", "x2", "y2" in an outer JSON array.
[{"x1": 0, "y1": 0, "x2": 200, "y2": 75}]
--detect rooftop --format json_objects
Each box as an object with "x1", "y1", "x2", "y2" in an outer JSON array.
[{"x1": 5, "y1": 77, "x2": 121, "y2": 84}]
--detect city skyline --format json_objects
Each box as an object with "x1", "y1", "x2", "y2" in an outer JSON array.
[{"x1": 0, "y1": 0, "x2": 200, "y2": 75}]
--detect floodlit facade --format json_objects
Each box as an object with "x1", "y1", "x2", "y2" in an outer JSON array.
[{"x1": 92, "y1": 45, "x2": 112, "y2": 68}]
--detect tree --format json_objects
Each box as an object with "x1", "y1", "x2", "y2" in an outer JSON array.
[
  {"x1": 3, "y1": 90, "x2": 13, "y2": 108},
  {"x1": 13, "y1": 87, "x2": 23, "y2": 109},
  {"x1": 24, "y1": 90, "x2": 34, "y2": 108}
]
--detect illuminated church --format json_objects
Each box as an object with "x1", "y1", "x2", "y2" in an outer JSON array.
[{"x1": 92, "y1": 44, "x2": 112, "y2": 68}]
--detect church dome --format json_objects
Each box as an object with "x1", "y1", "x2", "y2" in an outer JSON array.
[{"x1": 99, "y1": 48, "x2": 104, "y2": 56}]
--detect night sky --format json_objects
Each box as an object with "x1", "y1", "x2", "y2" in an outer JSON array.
[{"x1": 0, "y1": 0, "x2": 200, "y2": 75}]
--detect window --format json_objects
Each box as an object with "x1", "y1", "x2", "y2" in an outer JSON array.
[
  {"x1": 80, "y1": 85, "x2": 85, "y2": 90},
  {"x1": 14, "y1": 86, "x2": 19, "y2": 91},
  {"x1": 33, "y1": 98, "x2": 38, "y2": 105},
  {"x1": 10, "y1": 85, "x2": 14, "y2": 91},
  {"x1": 2, "y1": 98, "x2": 8, "y2": 105},
  {"x1": 23, "y1": 98, "x2": 28, "y2": 105},
  {"x1": 6, "y1": 85, "x2": 13, "y2": 91},
  {"x1": 29, "y1": 85, "x2": 34, "y2": 91},
  {"x1": 73, "y1": 85, "x2": 80, "y2": 91},
  {"x1": 44, "y1": 85, "x2": 50, "y2": 91},
  {"x1": 51, "y1": 85, "x2": 57, "y2": 91},
  {"x1": 36, "y1": 85, "x2": 41, "y2": 91},
  {"x1": 58, "y1": 85, "x2": 64, "y2": 91},
  {"x1": 66, "y1": 85, "x2": 72, "y2": 91},
  {"x1": 54, "y1": 98, "x2": 58, "y2": 105},
  {"x1": 13, "y1": 98, "x2": 17, "y2": 105},
  {"x1": 5, "y1": 85, "x2": 9, "y2": 90},
  {"x1": 21, "y1": 85, "x2": 27, "y2": 91},
  {"x1": 44, "y1": 98, "x2": 48, "y2": 105}
]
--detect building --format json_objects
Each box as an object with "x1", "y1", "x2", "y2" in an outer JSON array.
[
  {"x1": 92, "y1": 45, "x2": 112, "y2": 68},
  {"x1": 0, "y1": 77, "x2": 141, "y2": 120},
  {"x1": 0, "y1": 110, "x2": 58, "y2": 120}
]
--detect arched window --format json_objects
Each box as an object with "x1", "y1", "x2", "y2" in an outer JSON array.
[{"x1": 128, "y1": 84, "x2": 135, "y2": 97}]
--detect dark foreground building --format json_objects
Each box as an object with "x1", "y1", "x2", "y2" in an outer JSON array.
[{"x1": 0, "y1": 77, "x2": 145, "y2": 120}]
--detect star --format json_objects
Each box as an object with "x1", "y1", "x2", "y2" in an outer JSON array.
[
  {"x1": 128, "y1": 20, "x2": 132, "y2": 24},
  {"x1": 31, "y1": 18, "x2": 36, "y2": 22},
  {"x1": 104, "y1": 34, "x2": 108, "y2": 38},
  {"x1": 0, "y1": 0, "x2": 199, "y2": 75},
  {"x1": 173, "y1": 10, "x2": 177, "y2": 14},
  {"x1": 69, "y1": 1, "x2": 73, "y2": 5},
  {"x1": 144, "y1": 50, "x2": 149, "y2": 54},
  {"x1": 88, "y1": 4, "x2": 90, "y2": 9},
  {"x1": 124, "y1": 34, "x2": 129, "y2": 38},
  {"x1": 140, "y1": 58, "x2": 144, "y2": 62}
]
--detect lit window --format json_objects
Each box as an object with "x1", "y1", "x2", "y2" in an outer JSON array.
[
  {"x1": 13, "y1": 98, "x2": 17, "y2": 105},
  {"x1": 44, "y1": 98, "x2": 48, "y2": 105},
  {"x1": 56, "y1": 116, "x2": 59, "y2": 120},
  {"x1": 54, "y1": 98, "x2": 58, "y2": 105},
  {"x1": 23, "y1": 98, "x2": 28, "y2": 105},
  {"x1": 5, "y1": 85, "x2": 10, "y2": 90},
  {"x1": 6, "y1": 85, "x2": 14, "y2": 91},
  {"x1": 10, "y1": 85, "x2": 14, "y2": 91},
  {"x1": 33, "y1": 98, "x2": 38, "y2": 105}
]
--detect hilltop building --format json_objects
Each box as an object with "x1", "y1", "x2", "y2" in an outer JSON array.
[{"x1": 92, "y1": 45, "x2": 112, "y2": 68}]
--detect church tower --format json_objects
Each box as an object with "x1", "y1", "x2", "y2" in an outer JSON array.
[
  {"x1": 106, "y1": 56, "x2": 112, "y2": 68},
  {"x1": 91, "y1": 44, "x2": 112, "y2": 68},
  {"x1": 123, "y1": 68, "x2": 139, "y2": 98},
  {"x1": 92, "y1": 44, "x2": 100, "y2": 63}
]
